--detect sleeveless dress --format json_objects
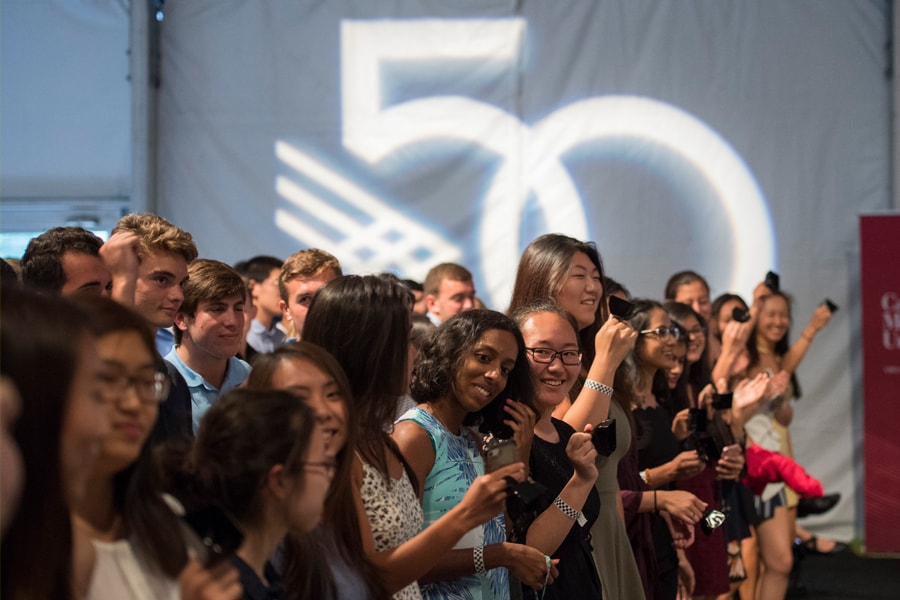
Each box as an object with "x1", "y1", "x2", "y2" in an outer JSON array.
[
  {"x1": 508, "y1": 418, "x2": 603, "y2": 599},
  {"x1": 398, "y1": 407, "x2": 509, "y2": 600},
  {"x1": 358, "y1": 455, "x2": 425, "y2": 600},
  {"x1": 591, "y1": 400, "x2": 646, "y2": 600}
]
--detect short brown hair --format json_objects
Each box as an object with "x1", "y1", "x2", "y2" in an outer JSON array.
[
  {"x1": 175, "y1": 259, "x2": 246, "y2": 343},
  {"x1": 112, "y1": 213, "x2": 198, "y2": 264},
  {"x1": 278, "y1": 249, "x2": 342, "y2": 302},
  {"x1": 423, "y1": 263, "x2": 473, "y2": 296}
]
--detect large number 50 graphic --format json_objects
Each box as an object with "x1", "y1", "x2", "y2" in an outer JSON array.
[{"x1": 337, "y1": 18, "x2": 774, "y2": 305}]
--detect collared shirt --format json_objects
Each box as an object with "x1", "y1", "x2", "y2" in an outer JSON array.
[
  {"x1": 425, "y1": 311, "x2": 442, "y2": 327},
  {"x1": 246, "y1": 317, "x2": 286, "y2": 353},
  {"x1": 164, "y1": 348, "x2": 251, "y2": 433},
  {"x1": 155, "y1": 327, "x2": 176, "y2": 357}
]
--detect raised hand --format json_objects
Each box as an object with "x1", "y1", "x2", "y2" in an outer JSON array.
[
  {"x1": 566, "y1": 430, "x2": 598, "y2": 483},
  {"x1": 503, "y1": 399, "x2": 537, "y2": 466}
]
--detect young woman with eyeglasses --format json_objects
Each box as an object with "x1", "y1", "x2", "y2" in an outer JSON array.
[
  {"x1": 247, "y1": 342, "x2": 390, "y2": 600},
  {"x1": 509, "y1": 237, "x2": 644, "y2": 599},
  {"x1": 507, "y1": 300, "x2": 604, "y2": 600},
  {"x1": 613, "y1": 299, "x2": 709, "y2": 600},
  {"x1": 68, "y1": 295, "x2": 243, "y2": 600},
  {"x1": 662, "y1": 301, "x2": 745, "y2": 600},
  {"x1": 167, "y1": 387, "x2": 329, "y2": 600}
]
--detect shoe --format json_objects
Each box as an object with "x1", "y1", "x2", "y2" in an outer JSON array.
[
  {"x1": 795, "y1": 535, "x2": 849, "y2": 556},
  {"x1": 797, "y1": 492, "x2": 840, "y2": 517}
]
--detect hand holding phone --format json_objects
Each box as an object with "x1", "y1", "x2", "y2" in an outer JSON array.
[
  {"x1": 608, "y1": 295, "x2": 635, "y2": 321},
  {"x1": 731, "y1": 306, "x2": 751, "y2": 323},
  {"x1": 822, "y1": 298, "x2": 839, "y2": 313},
  {"x1": 590, "y1": 419, "x2": 617, "y2": 456},
  {"x1": 484, "y1": 438, "x2": 517, "y2": 473},
  {"x1": 162, "y1": 493, "x2": 244, "y2": 567}
]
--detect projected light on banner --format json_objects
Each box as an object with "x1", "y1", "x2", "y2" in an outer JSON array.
[{"x1": 275, "y1": 18, "x2": 776, "y2": 308}]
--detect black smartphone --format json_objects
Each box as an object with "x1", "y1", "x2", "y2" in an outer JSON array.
[
  {"x1": 822, "y1": 298, "x2": 839, "y2": 313},
  {"x1": 712, "y1": 392, "x2": 733, "y2": 411},
  {"x1": 608, "y1": 295, "x2": 635, "y2": 321},
  {"x1": 731, "y1": 306, "x2": 751, "y2": 323},
  {"x1": 162, "y1": 494, "x2": 244, "y2": 567},
  {"x1": 688, "y1": 408, "x2": 708, "y2": 432},
  {"x1": 764, "y1": 270, "x2": 780, "y2": 292},
  {"x1": 591, "y1": 418, "x2": 617, "y2": 456}
]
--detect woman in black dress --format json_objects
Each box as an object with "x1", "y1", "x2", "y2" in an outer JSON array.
[{"x1": 509, "y1": 300, "x2": 603, "y2": 598}]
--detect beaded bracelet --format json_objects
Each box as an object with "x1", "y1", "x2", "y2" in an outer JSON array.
[
  {"x1": 473, "y1": 545, "x2": 487, "y2": 575},
  {"x1": 554, "y1": 496, "x2": 587, "y2": 527},
  {"x1": 583, "y1": 378, "x2": 614, "y2": 396}
]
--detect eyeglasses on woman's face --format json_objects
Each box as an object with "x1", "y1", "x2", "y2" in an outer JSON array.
[
  {"x1": 639, "y1": 326, "x2": 681, "y2": 341},
  {"x1": 525, "y1": 347, "x2": 583, "y2": 365},
  {"x1": 97, "y1": 370, "x2": 170, "y2": 404}
]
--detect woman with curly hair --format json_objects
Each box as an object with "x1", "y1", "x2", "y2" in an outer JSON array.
[
  {"x1": 304, "y1": 276, "x2": 528, "y2": 599},
  {"x1": 394, "y1": 309, "x2": 557, "y2": 599}
]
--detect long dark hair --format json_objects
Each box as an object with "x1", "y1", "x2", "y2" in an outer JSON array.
[
  {"x1": 71, "y1": 295, "x2": 188, "y2": 577},
  {"x1": 410, "y1": 309, "x2": 537, "y2": 438},
  {"x1": 302, "y1": 275, "x2": 412, "y2": 479},
  {"x1": 247, "y1": 343, "x2": 388, "y2": 600},
  {"x1": 184, "y1": 389, "x2": 316, "y2": 528},
  {"x1": 663, "y1": 300, "x2": 712, "y2": 401},
  {"x1": 612, "y1": 299, "x2": 669, "y2": 409},
  {"x1": 0, "y1": 289, "x2": 88, "y2": 600},
  {"x1": 508, "y1": 234, "x2": 607, "y2": 369},
  {"x1": 746, "y1": 291, "x2": 802, "y2": 398}
]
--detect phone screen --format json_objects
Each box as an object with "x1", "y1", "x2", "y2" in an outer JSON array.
[{"x1": 484, "y1": 439, "x2": 517, "y2": 473}]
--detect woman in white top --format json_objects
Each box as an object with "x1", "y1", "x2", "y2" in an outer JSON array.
[{"x1": 69, "y1": 296, "x2": 242, "y2": 600}]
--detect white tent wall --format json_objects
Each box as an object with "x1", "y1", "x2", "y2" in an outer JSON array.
[
  {"x1": 1, "y1": 1, "x2": 896, "y2": 543},
  {"x1": 155, "y1": 1, "x2": 892, "y2": 543},
  {"x1": 0, "y1": 0, "x2": 133, "y2": 240}
]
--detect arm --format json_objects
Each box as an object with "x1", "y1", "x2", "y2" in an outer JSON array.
[
  {"x1": 636, "y1": 489, "x2": 707, "y2": 524},
  {"x1": 357, "y1": 425, "x2": 527, "y2": 594},
  {"x1": 524, "y1": 431, "x2": 597, "y2": 555},
  {"x1": 419, "y1": 542, "x2": 558, "y2": 591},
  {"x1": 99, "y1": 231, "x2": 140, "y2": 306},
  {"x1": 641, "y1": 451, "x2": 705, "y2": 489},
  {"x1": 711, "y1": 320, "x2": 753, "y2": 385},
  {"x1": 781, "y1": 305, "x2": 832, "y2": 375},
  {"x1": 562, "y1": 319, "x2": 637, "y2": 431},
  {"x1": 503, "y1": 399, "x2": 536, "y2": 469},
  {"x1": 393, "y1": 420, "x2": 555, "y2": 591}
]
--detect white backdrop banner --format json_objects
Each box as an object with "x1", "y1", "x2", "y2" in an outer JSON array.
[{"x1": 159, "y1": 1, "x2": 892, "y2": 540}]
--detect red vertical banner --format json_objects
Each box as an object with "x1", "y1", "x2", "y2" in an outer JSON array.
[{"x1": 860, "y1": 214, "x2": 900, "y2": 553}]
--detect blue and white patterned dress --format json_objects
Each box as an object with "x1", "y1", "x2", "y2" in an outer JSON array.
[{"x1": 397, "y1": 407, "x2": 509, "y2": 600}]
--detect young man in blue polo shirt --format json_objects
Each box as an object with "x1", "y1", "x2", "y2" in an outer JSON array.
[{"x1": 166, "y1": 259, "x2": 251, "y2": 432}]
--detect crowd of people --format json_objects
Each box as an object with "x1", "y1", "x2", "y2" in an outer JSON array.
[{"x1": 0, "y1": 215, "x2": 841, "y2": 600}]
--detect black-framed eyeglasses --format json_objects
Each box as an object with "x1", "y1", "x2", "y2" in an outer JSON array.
[
  {"x1": 98, "y1": 371, "x2": 170, "y2": 404},
  {"x1": 303, "y1": 460, "x2": 337, "y2": 479},
  {"x1": 525, "y1": 347, "x2": 583, "y2": 365},
  {"x1": 639, "y1": 326, "x2": 681, "y2": 341}
]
